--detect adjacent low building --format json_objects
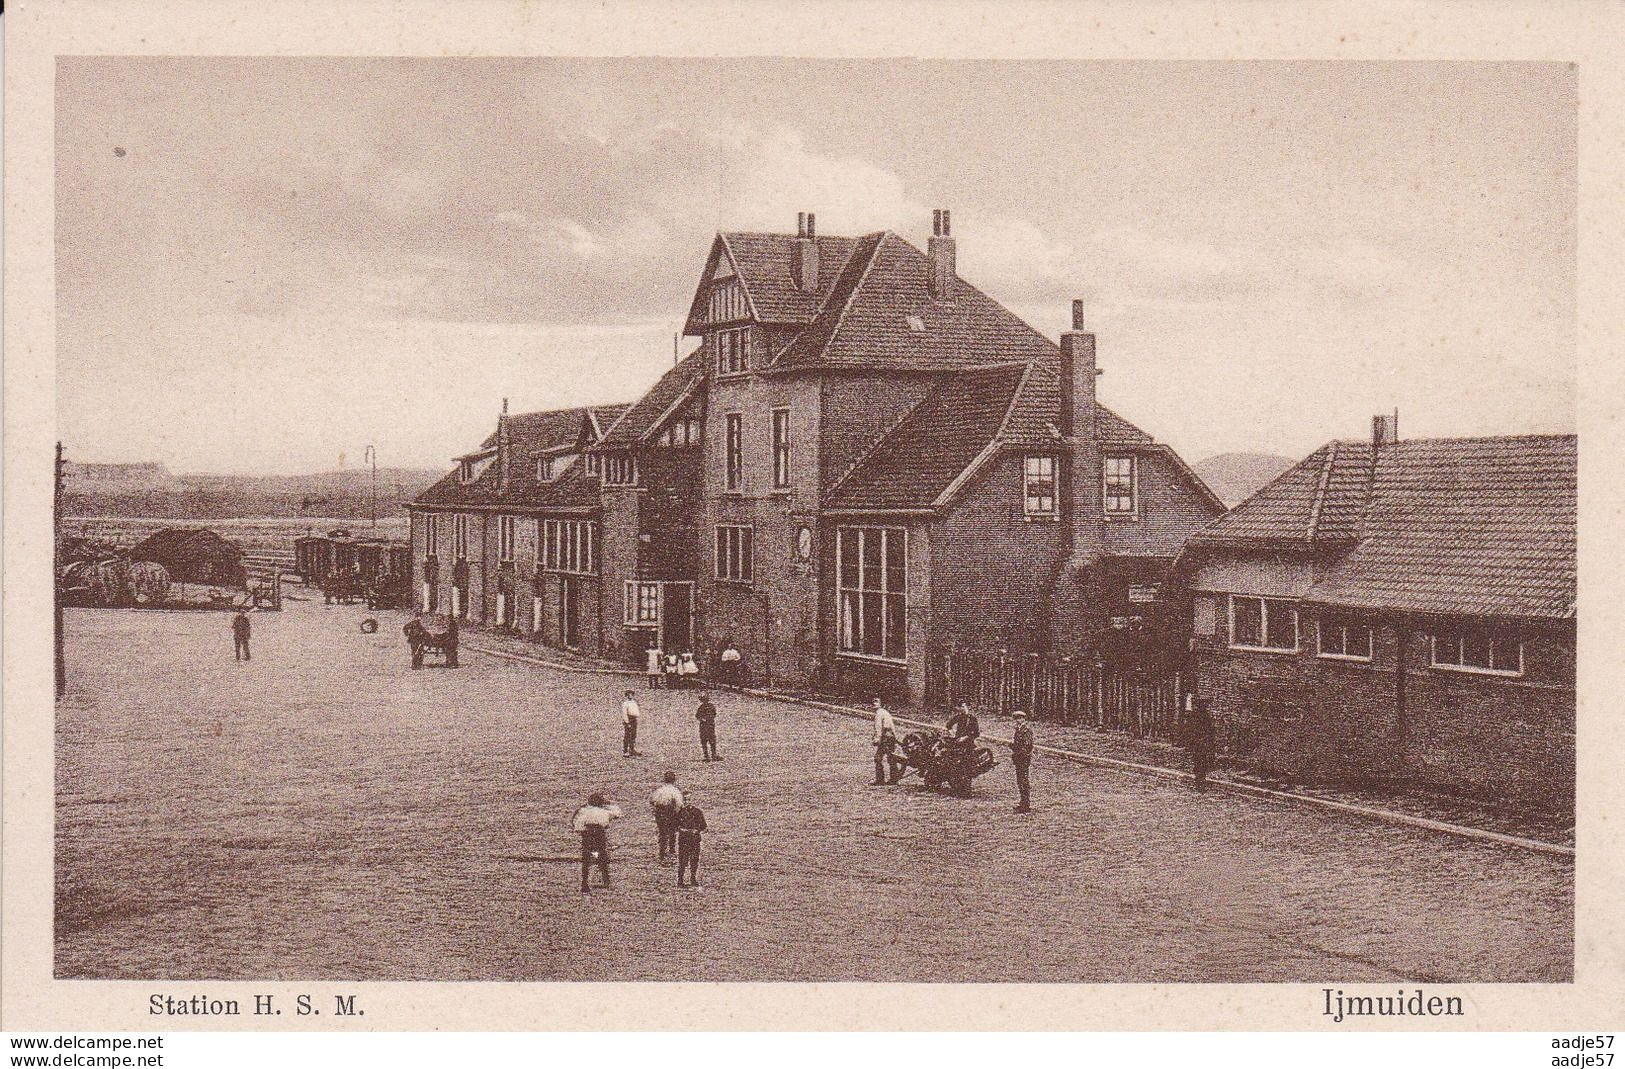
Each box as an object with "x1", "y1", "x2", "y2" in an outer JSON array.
[{"x1": 1181, "y1": 422, "x2": 1576, "y2": 810}]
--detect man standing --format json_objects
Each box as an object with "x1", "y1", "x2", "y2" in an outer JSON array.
[
  {"x1": 1183, "y1": 696, "x2": 1217, "y2": 791},
  {"x1": 231, "y1": 608, "x2": 251, "y2": 662},
  {"x1": 621, "y1": 689, "x2": 641, "y2": 757},
  {"x1": 872, "y1": 697, "x2": 898, "y2": 786},
  {"x1": 650, "y1": 772, "x2": 684, "y2": 864},
  {"x1": 1011, "y1": 710, "x2": 1035, "y2": 813},
  {"x1": 572, "y1": 793, "x2": 623, "y2": 894},
  {"x1": 675, "y1": 794, "x2": 708, "y2": 889},
  {"x1": 696, "y1": 691, "x2": 719, "y2": 762}
]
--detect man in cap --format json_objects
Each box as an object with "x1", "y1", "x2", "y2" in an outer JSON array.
[
  {"x1": 675, "y1": 792, "x2": 708, "y2": 889},
  {"x1": 1010, "y1": 710, "x2": 1035, "y2": 813},
  {"x1": 572, "y1": 793, "x2": 623, "y2": 893},
  {"x1": 620, "y1": 689, "x2": 641, "y2": 757},
  {"x1": 650, "y1": 772, "x2": 684, "y2": 864}
]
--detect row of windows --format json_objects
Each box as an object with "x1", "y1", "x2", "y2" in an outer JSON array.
[
  {"x1": 721, "y1": 408, "x2": 794, "y2": 492},
  {"x1": 1023, "y1": 453, "x2": 1139, "y2": 518},
  {"x1": 1222, "y1": 594, "x2": 1525, "y2": 676},
  {"x1": 423, "y1": 514, "x2": 596, "y2": 575}
]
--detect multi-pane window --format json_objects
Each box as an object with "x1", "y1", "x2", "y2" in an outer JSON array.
[
  {"x1": 424, "y1": 514, "x2": 438, "y2": 557},
  {"x1": 1431, "y1": 630, "x2": 1523, "y2": 676},
  {"x1": 1024, "y1": 455, "x2": 1058, "y2": 517},
  {"x1": 603, "y1": 453, "x2": 637, "y2": 487},
  {"x1": 497, "y1": 515, "x2": 516, "y2": 562},
  {"x1": 725, "y1": 414, "x2": 744, "y2": 491},
  {"x1": 459, "y1": 459, "x2": 476, "y2": 484},
  {"x1": 1317, "y1": 615, "x2": 1373, "y2": 660},
  {"x1": 837, "y1": 527, "x2": 907, "y2": 661},
  {"x1": 716, "y1": 326, "x2": 751, "y2": 376},
  {"x1": 585, "y1": 453, "x2": 603, "y2": 477},
  {"x1": 1229, "y1": 594, "x2": 1298, "y2": 651},
  {"x1": 706, "y1": 280, "x2": 748, "y2": 325},
  {"x1": 453, "y1": 514, "x2": 471, "y2": 561},
  {"x1": 716, "y1": 525, "x2": 754, "y2": 583},
  {"x1": 624, "y1": 582, "x2": 661, "y2": 626},
  {"x1": 1104, "y1": 455, "x2": 1137, "y2": 515},
  {"x1": 659, "y1": 417, "x2": 699, "y2": 447},
  {"x1": 772, "y1": 408, "x2": 792, "y2": 488},
  {"x1": 539, "y1": 519, "x2": 598, "y2": 575}
]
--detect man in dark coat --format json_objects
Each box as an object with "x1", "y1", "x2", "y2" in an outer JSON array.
[
  {"x1": 696, "y1": 691, "x2": 720, "y2": 761},
  {"x1": 1011, "y1": 709, "x2": 1034, "y2": 813},
  {"x1": 231, "y1": 609, "x2": 251, "y2": 661},
  {"x1": 675, "y1": 795, "x2": 708, "y2": 888},
  {"x1": 1184, "y1": 696, "x2": 1217, "y2": 791}
]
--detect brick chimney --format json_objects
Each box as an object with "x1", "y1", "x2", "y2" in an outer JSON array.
[
  {"x1": 1059, "y1": 300, "x2": 1103, "y2": 563},
  {"x1": 1371, "y1": 409, "x2": 1399, "y2": 448},
  {"x1": 928, "y1": 209, "x2": 956, "y2": 301},
  {"x1": 792, "y1": 211, "x2": 820, "y2": 293},
  {"x1": 497, "y1": 397, "x2": 511, "y2": 493}
]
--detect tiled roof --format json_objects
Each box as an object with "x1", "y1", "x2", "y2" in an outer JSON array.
[
  {"x1": 594, "y1": 350, "x2": 706, "y2": 447},
  {"x1": 823, "y1": 363, "x2": 1028, "y2": 510},
  {"x1": 413, "y1": 405, "x2": 623, "y2": 510},
  {"x1": 1190, "y1": 440, "x2": 1375, "y2": 545},
  {"x1": 771, "y1": 232, "x2": 1062, "y2": 373},
  {"x1": 1308, "y1": 435, "x2": 1576, "y2": 621},
  {"x1": 683, "y1": 233, "x2": 862, "y2": 331}
]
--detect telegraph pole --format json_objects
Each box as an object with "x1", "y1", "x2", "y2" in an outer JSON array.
[
  {"x1": 364, "y1": 444, "x2": 378, "y2": 529},
  {"x1": 55, "y1": 442, "x2": 66, "y2": 697}
]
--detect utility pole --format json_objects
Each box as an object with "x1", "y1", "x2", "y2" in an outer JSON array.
[
  {"x1": 55, "y1": 442, "x2": 66, "y2": 697},
  {"x1": 363, "y1": 445, "x2": 378, "y2": 529}
]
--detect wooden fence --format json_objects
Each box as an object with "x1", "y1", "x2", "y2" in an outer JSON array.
[{"x1": 933, "y1": 649, "x2": 1183, "y2": 740}]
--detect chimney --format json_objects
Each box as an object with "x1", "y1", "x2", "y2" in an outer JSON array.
[
  {"x1": 1059, "y1": 300, "x2": 1103, "y2": 562},
  {"x1": 1371, "y1": 409, "x2": 1399, "y2": 448},
  {"x1": 792, "y1": 211, "x2": 820, "y2": 293},
  {"x1": 928, "y1": 208, "x2": 956, "y2": 301},
  {"x1": 498, "y1": 397, "x2": 511, "y2": 493}
]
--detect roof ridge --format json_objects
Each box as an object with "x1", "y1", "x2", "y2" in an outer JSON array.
[
  {"x1": 770, "y1": 231, "x2": 888, "y2": 368},
  {"x1": 1305, "y1": 440, "x2": 1338, "y2": 542}
]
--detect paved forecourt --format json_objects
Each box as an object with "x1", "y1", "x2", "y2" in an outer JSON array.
[{"x1": 55, "y1": 600, "x2": 1572, "y2": 982}]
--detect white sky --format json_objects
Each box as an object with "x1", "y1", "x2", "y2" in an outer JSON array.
[{"x1": 56, "y1": 58, "x2": 1576, "y2": 474}]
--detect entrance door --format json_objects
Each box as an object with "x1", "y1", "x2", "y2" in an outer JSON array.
[
  {"x1": 559, "y1": 576, "x2": 580, "y2": 649},
  {"x1": 661, "y1": 582, "x2": 693, "y2": 654}
]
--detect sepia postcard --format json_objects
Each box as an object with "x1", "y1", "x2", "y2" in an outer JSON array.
[{"x1": 4, "y1": 0, "x2": 1623, "y2": 1036}]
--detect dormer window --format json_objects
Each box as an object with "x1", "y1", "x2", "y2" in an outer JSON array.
[
  {"x1": 716, "y1": 326, "x2": 751, "y2": 376},
  {"x1": 459, "y1": 459, "x2": 475, "y2": 484},
  {"x1": 658, "y1": 418, "x2": 699, "y2": 447},
  {"x1": 536, "y1": 454, "x2": 576, "y2": 481},
  {"x1": 603, "y1": 453, "x2": 638, "y2": 487},
  {"x1": 585, "y1": 453, "x2": 603, "y2": 477}
]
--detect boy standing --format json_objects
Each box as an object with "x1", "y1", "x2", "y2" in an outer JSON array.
[
  {"x1": 1011, "y1": 710, "x2": 1034, "y2": 813},
  {"x1": 572, "y1": 793, "x2": 623, "y2": 894},
  {"x1": 696, "y1": 692, "x2": 719, "y2": 761},
  {"x1": 231, "y1": 609, "x2": 252, "y2": 661},
  {"x1": 621, "y1": 690, "x2": 641, "y2": 756},
  {"x1": 650, "y1": 772, "x2": 684, "y2": 864},
  {"x1": 675, "y1": 795, "x2": 708, "y2": 888}
]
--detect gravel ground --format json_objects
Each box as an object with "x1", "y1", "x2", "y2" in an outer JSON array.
[{"x1": 55, "y1": 602, "x2": 1573, "y2": 982}]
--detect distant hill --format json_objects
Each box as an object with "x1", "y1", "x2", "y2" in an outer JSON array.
[
  {"x1": 62, "y1": 467, "x2": 445, "y2": 520},
  {"x1": 1193, "y1": 452, "x2": 1296, "y2": 508}
]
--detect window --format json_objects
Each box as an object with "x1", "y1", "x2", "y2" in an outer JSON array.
[
  {"x1": 453, "y1": 514, "x2": 471, "y2": 561},
  {"x1": 497, "y1": 515, "x2": 516, "y2": 562},
  {"x1": 725, "y1": 413, "x2": 744, "y2": 491},
  {"x1": 837, "y1": 526, "x2": 907, "y2": 661},
  {"x1": 585, "y1": 452, "x2": 603, "y2": 477},
  {"x1": 424, "y1": 514, "x2": 438, "y2": 558},
  {"x1": 715, "y1": 524, "x2": 754, "y2": 583},
  {"x1": 1104, "y1": 455, "x2": 1138, "y2": 516},
  {"x1": 1024, "y1": 455, "x2": 1058, "y2": 517},
  {"x1": 772, "y1": 408, "x2": 792, "y2": 488},
  {"x1": 539, "y1": 519, "x2": 598, "y2": 575},
  {"x1": 706, "y1": 280, "x2": 748, "y2": 325},
  {"x1": 1431, "y1": 630, "x2": 1523, "y2": 676},
  {"x1": 458, "y1": 459, "x2": 475, "y2": 484},
  {"x1": 624, "y1": 582, "x2": 661, "y2": 626},
  {"x1": 603, "y1": 453, "x2": 637, "y2": 487},
  {"x1": 1228, "y1": 594, "x2": 1298, "y2": 651},
  {"x1": 659, "y1": 417, "x2": 699, "y2": 447},
  {"x1": 537, "y1": 454, "x2": 574, "y2": 481},
  {"x1": 716, "y1": 326, "x2": 751, "y2": 376},
  {"x1": 1318, "y1": 615, "x2": 1372, "y2": 660}
]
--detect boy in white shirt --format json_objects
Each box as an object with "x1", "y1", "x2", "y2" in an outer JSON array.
[
  {"x1": 572, "y1": 793, "x2": 623, "y2": 893},
  {"x1": 621, "y1": 690, "x2": 641, "y2": 756}
]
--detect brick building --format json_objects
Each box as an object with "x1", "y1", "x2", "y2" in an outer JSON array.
[
  {"x1": 409, "y1": 210, "x2": 1223, "y2": 703},
  {"x1": 406, "y1": 403, "x2": 628, "y2": 653},
  {"x1": 1180, "y1": 424, "x2": 1576, "y2": 811}
]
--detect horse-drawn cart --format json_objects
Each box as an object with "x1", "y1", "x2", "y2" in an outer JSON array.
[
  {"x1": 403, "y1": 612, "x2": 459, "y2": 669},
  {"x1": 892, "y1": 730, "x2": 997, "y2": 797}
]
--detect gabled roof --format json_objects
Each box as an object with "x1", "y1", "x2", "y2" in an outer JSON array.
[
  {"x1": 1190, "y1": 440, "x2": 1375, "y2": 545},
  {"x1": 682, "y1": 233, "x2": 862, "y2": 332},
  {"x1": 412, "y1": 404, "x2": 626, "y2": 511},
  {"x1": 1308, "y1": 435, "x2": 1576, "y2": 621},
  {"x1": 594, "y1": 350, "x2": 706, "y2": 448},
  {"x1": 769, "y1": 232, "x2": 1062, "y2": 374}
]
